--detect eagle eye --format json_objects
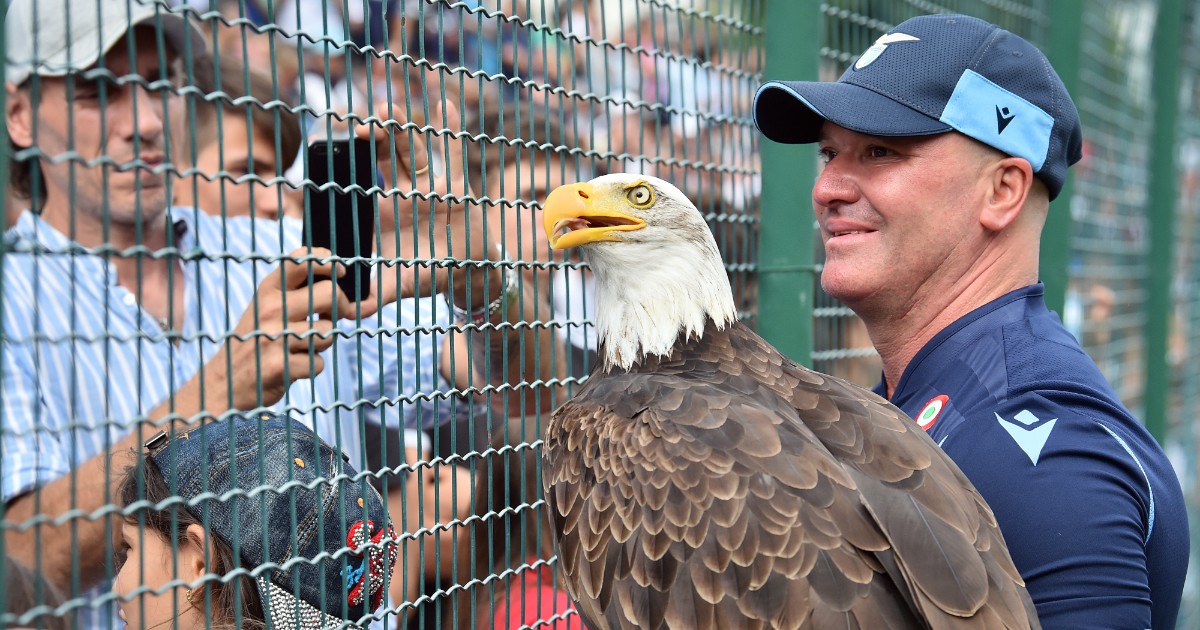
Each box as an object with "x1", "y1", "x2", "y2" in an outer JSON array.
[{"x1": 626, "y1": 184, "x2": 654, "y2": 208}]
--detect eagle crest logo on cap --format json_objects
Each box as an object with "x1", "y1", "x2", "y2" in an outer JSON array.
[{"x1": 854, "y1": 32, "x2": 921, "y2": 69}]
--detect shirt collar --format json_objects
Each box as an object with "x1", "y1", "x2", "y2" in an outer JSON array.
[
  {"x1": 8, "y1": 208, "x2": 193, "y2": 284},
  {"x1": 879, "y1": 284, "x2": 1049, "y2": 399}
]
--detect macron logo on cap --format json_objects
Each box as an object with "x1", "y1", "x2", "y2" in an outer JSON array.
[
  {"x1": 853, "y1": 32, "x2": 921, "y2": 70},
  {"x1": 996, "y1": 106, "x2": 1016, "y2": 134},
  {"x1": 940, "y1": 69, "x2": 1054, "y2": 171}
]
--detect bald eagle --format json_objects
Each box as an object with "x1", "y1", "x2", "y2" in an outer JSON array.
[{"x1": 539, "y1": 173, "x2": 1040, "y2": 630}]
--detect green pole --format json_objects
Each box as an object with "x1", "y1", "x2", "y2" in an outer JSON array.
[
  {"x1": 1041, "y1": 0, "x2": 1082, "y2": 317},
  {"x1": 0, "y1": 0, "x2": 8, "y2": 617},
  {"x1": 0, "y1": 0, "x2": 8, "y2": 609},
  {"x1": 756, "y1": 0, "x2": 818, "y2": 364},
  {"x1": 1143, "y1": 0, "x2": 1184, "y2": 443}
]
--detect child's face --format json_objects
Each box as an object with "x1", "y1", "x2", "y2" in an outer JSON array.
[{"x1": 114, "y1": 521, "x2": 200, "y2": 630}]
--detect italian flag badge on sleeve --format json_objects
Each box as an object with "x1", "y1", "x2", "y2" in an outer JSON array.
[{"x1": 915, "y1": 395, "x2": 949, "y2": 431}]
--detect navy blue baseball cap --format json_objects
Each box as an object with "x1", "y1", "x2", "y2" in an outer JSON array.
[
  {"x1": 143, "y1": 412, "x2": 398, "y2": 628},
  {"x1": 753, "y1": 14, "x2": 1083, "y2": 200}
]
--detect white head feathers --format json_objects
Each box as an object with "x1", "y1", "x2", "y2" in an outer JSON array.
[{"x1": 543, "y1": 173, "x2": 738, "y2": 372}]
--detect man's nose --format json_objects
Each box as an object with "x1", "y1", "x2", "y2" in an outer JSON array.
[
  {"x1": 812, "y1": 162, "x2": 860, "y2": 211},
  {"x1": 111, "y1": 84, "x2": 165, "y2": 147},
  {"x1": 254, "y1": 183, "x2": 284, "y2": 221}
]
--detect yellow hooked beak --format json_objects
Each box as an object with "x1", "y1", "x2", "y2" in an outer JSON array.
[{"x1": 542, "y1": 182, "x2": 646, "y2": 250}]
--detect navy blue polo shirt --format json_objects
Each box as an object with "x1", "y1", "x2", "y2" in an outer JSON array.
[{"x1": 876, "y1": 284, "x2": 1188, "y2": 630}]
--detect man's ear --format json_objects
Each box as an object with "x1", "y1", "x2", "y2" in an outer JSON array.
[
  {"x1": 181, "y1": 523, "x2": 212, "y2": 584},
  {"x1": 6, "y1": 82, "x2": 33, "y2": 148},
  {"x1": 980, "y1": 156, "x2": 1034, "y2": 232}
]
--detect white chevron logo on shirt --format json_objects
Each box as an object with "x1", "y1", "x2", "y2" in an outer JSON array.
[{"x1": 995, "y1": 410, "x2": 1057, "y2": 465}]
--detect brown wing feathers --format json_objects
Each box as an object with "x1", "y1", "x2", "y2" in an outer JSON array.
[{"x1": 542, "y1": 321, "x2": 1040, "y2": 629}]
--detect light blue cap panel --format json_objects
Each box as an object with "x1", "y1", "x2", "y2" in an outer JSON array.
[{"x1": 939, "y1": 69, "x2": 1054, "y2": 171}]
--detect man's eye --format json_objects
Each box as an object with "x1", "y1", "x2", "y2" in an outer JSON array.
[
  {"x1": 70, "y1": 73, "x2": 110, "y2": 95},
  {"x1": 868, "y1": 146, "x2": 894, "y2": 158},
  {"x1": 817, "y1": 148, "x2": 835, "y2": 164},
  {"x1": 73, "y1": 83, "x2": 101, "y2": 99},
  {"x1": 222, "y1": 163, "x2": 250, "y2": 179}
]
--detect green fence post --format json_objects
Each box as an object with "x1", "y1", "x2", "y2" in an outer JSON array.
[
  {"x1": 756, "y1": 0, "x2": 818, "y2": 363},
  {"x1": 1144, "y1": 0, "x2": 1184, "y2": 443},
  {"x1": 1041, "y1": 0, "x2": 1082, "y2": 317},
  {"x1": 0, "y1": 1, "x2": 8, "y2": 616}
]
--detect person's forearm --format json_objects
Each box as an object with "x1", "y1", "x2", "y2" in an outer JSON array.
[
  {"x1": 460, "y1": 274, "x2": 566, "y2": 416},
  {"x1": 444, "y1": 204, "x2": 493, "y2": 309},
  {"x1": 5, "y1": 427, "x2": 141, "y2": 590},
  {"x1": 4, "y1": 369, "x2": 229, "y2": 591},
  {"x1": 393, "y1": 204, "x2": 492, "y2": 301},
  {"x1": 497, "y1": 282, "x2": 566, "y2": 414}
]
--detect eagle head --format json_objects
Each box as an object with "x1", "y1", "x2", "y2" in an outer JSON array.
[{"x1": 542, "y1": 173, "x2": 737, "y2": 372}]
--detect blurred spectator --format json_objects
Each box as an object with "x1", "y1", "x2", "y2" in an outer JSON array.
[
  {"x1": 485, "y1": 0, "x2": 601, "y2": 119},
  {"x1": 467, "y1": 98, "x2": 599, "y2": 378},
  {"x1": 175, "y1": 55, "x2": 305, "y2": 220},
  {"x1": 2, "y1": 2, "x2": 561, "y2": 629},
  {"x1": 272, "y1": 0, "x2": 411, "y2": 135},
  {"x1": 272, "y1": 0, "x2": 400, "y2": 50},
  {"x1": 196, "y1": 0, "x2": 307, "y2": 105},
  {"x1": 3, "y1": 556, "x2": 69, "y2": 630}
]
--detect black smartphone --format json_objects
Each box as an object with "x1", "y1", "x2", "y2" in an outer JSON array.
[{"x1": 304, "y1": 137, "x2": 377, "y2": 301}]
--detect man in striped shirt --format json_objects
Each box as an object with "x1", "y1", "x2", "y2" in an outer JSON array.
[{"x1": 0, "y1": 1, "x2": 563, "y2": 628}]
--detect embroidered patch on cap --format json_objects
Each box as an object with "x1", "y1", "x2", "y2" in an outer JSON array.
[
  {"x1": 940, "y1": 69, "x2": 1054, "y2": 171},
  {"x1": 343, "y1": 519, "x2": 399, "y2": 610},
  {"x1": 854, "y1": 32, "x2": 921, "y2": 69}
]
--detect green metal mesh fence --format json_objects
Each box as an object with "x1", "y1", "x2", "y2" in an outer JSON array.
[
  {"x1": 0, "y1": 1, "x2": 762, "y2": 628},
  {"x1": 1170, "y1": 1, "x2": 1200, "y2": 625},
  {"x1": 4, "y1": 1, "x2": 1200, "y2": 629},
  {"x1": 1066, "y1": 0, "x2": 1155, "y2": 418},
  {"x1": 1067, "y1": 2, "x2": 1200, "y2": 626}
]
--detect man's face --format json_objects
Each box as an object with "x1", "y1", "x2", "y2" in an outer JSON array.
[
  {"x1": 812, "y1": 122, "x2": 992, "y2": 312},
  {"x1": 13, "y1": 28, "x2": 179, "y2": 228},
  {"x1": 185, "y1": 115, "x2": 298, "y2": 220}
]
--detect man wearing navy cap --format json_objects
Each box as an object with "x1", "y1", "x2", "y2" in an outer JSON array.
[{"x1": 754, "y1": 13, "x2": 1187, "y2": 630}]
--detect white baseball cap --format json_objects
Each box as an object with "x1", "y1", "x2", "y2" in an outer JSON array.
[{"x1": 5, "y1": 0, "x2": 207, "y2": 86}]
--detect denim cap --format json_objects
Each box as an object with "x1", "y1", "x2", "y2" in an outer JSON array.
[
  {"x1": 144, "y1": 412, "x2": 398, "y2": 629},
  {"x1": 753, "y1": 14, "x2": 1083, "y2": 200},
  {"x1": 6, "y1": 0, "x2": 207, "y2": 86}
]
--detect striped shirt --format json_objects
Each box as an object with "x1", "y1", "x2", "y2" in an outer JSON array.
[{"x1": 1, "y1": 207, "x2": 466, "y2": 629}]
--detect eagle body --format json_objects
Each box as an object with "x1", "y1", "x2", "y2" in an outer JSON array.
[{"x1": 539, "y1": 174, "x2": 1040, "y2": 630}]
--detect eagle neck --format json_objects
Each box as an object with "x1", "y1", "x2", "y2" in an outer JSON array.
[{"x1": 589, "y1": 235, "x2": 736, "y2": 373}]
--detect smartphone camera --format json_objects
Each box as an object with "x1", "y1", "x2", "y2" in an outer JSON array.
[{"x1": 304, "y1": 138, "x2": 378, "y2": 302}]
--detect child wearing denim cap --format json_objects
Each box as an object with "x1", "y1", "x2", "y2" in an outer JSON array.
[{"x1": 114, "y1": 412, "x2": 399, "y2": 629}]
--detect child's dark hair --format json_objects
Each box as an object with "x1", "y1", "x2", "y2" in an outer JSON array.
[
  {"x1": 118, "y1": 455, "x2": 266, "y2": 630},
  {"x1": 3, "y1": 555, "x2": 69, "y2": 630}
]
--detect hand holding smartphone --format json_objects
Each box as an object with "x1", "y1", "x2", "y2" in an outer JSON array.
[{"x1": 304, "y1": 137, "x2": 378, "y2": 301}]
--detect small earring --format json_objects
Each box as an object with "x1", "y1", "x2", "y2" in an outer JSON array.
[{"x1": 185, "y1": 588, "x2": 194, "y2": 605}]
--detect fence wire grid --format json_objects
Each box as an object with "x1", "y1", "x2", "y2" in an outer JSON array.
[
  {"x1": 2, "y1": 1, "x2": 1200, "y2": 629},
  {"x1": 0, "y1": 0, "x2": 760, "y2": 629}
]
